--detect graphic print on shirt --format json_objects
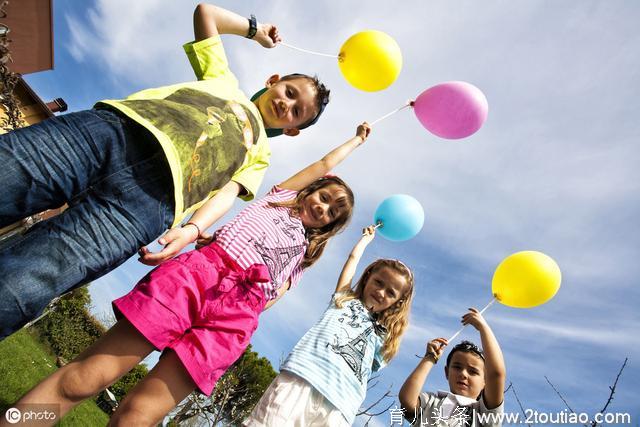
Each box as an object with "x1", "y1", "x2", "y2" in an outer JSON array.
[
  {"x1": 250, "y1": 215, "x2": 305, "y2": 286},
  {"x1": 329, "y1": 301, "x2": 375, "y2": 383},
  {"x1": 121, "y1": 88, "x2": 261, "y2": 209}
]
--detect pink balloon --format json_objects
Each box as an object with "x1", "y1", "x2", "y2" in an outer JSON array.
[{"x1": 413, "y1": 81, "x2": 488, "y2": 139}]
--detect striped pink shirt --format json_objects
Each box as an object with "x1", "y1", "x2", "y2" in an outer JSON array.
[{"x1": 213, "y1": 186, "x2": 307, "y2": 300}]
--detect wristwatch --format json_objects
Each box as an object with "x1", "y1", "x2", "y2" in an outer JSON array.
[{"x1": 246, "y1": 14, "x2": 257, "y2": 39}]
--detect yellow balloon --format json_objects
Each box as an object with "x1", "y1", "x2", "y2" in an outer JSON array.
[
  {"x1": 338, "y1": 30, "x2": 402, "y2": 92},
  {"x1": 492, "y1": 251, "x2": 561, "y2": 308}
]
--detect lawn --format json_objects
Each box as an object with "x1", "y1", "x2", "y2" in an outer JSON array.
[{"x1": 0, "y1": 328, "x2": 110, "y2": 426}]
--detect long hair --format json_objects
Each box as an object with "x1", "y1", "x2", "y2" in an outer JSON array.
[
  {"x1": 335, "y1": 259, "x2": 415, "y2": 362},
  {"x1": 269, "y1": 176, "x2": 354, "y2": 269}
]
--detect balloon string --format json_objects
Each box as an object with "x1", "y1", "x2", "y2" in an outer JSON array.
[
  {"x1": 370, "y1": 102, "x2": 413, "y2": 126},
  {"x1": 279, "y1": 42, "x2": 338, "y2": 58},
  {"x1": 446, "y1": 296, "x2": 497, "y2": 343}
]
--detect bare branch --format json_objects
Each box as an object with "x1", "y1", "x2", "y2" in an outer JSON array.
[
  {"x1": 591, "y1": 358, "x2": 628, "y2": 427},
  {"x1": 544, "y1": 376, "x2": 589, "y2": 427},
  {"x1": 357, "y1": 389, "x2": 394, "y2": 415},
  {"x1": 544, "y1": 376, "x2": 578, "y2": 414},
  {"x1": 509, "y1": 382, "x2": 532, "y2": 427}
]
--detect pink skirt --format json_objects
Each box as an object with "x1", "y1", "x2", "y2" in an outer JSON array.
[{"x1": 113, "y1": 243, "x2": 269, "y2": 395}]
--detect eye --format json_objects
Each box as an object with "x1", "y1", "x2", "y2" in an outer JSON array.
[
  {"x1": 293, "y1": 106, "x2": 300, "y2": 118},
  {"x1": 321, "y1": 194, "x2": 328, "y2": 202},
  {"x1": 286, "y1": 88, "x2": 293, "y2": 98}
]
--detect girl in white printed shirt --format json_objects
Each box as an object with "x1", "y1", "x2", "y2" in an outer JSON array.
[{"x1": 246, "y1": 226, "x2": 415, "y2": 426}]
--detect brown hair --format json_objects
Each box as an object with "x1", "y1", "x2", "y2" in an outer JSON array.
[
  {"x1": 270, "y1": 176, "x2": 354, "y2": 269},
  {"x1": 335, "y1": 259, "x2": 415, "y2": 362}
]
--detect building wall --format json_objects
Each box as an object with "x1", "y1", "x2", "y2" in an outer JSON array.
[{"x1": 1, "y1": 0, "x2": 54, "y2": 74}]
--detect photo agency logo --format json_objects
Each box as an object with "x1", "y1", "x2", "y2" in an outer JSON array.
[{"x1": 4, "y1": 405, "x2": 58, "y2": 425}]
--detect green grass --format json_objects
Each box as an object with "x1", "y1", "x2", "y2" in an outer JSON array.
[{"x1": 0, "y1": 329, "x2": 110, "y2": 426}]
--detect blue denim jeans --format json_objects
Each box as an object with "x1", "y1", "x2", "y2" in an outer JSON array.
[{"x1": 0, "y1": 109, "x2": 175, "y2": 339}]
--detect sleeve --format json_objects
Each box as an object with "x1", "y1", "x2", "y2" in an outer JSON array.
[
  {"x1": 183, "y1": 36, "x2": 238, "y2": 84},
  {"x1": 410, "y1": 392, "x2": 437, "y2": 426},
  {"x1": 231, "y1": 141, "x2": 271, "y2": 201},
  {"x1": 372, "y1": 340, "x2": 387, "y2": 372},
  {"x1": 478, "y1": 394, "x2": 504, "y2": 426},
  {"x1": 262, "y1": 184, "x2": 299, "y2": 199}
]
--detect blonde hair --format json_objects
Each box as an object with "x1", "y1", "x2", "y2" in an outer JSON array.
[
  {"x1": 269, "y1": 176, "x2": 354, "y2": 269},
  {"x1": 335, "y1": 259, "x2": 414, "y2": 362}
]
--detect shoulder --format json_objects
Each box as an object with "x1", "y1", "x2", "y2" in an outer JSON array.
[{"x1": 265, "y1": 185, "x2": 299, "y2": 200}]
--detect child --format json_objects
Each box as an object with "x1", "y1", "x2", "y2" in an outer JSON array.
[
  {"x1": 399, "y1": 309, "x2": 506, "y2": 426},
  {"x1": 3, "y1": 123, "x2": 372, "y2": 427},
  {"x1": 245, "y1": 226, "x2": 415, "y2": 426},
  {"x1": 0, "y1": 3, "x2": 331, "y2": 339}
]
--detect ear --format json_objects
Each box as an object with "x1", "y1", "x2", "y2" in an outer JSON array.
[
  {"x1": 265, "y1": 74, "x2": 281, "y2": 88},
  {"x1": 283, "y1": 128, "x2": 300, "y2": 137}
]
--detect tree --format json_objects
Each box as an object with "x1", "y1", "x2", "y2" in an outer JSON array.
[
  {"x1": 30, "y1": 287, "x2": 149, "y2": 416},
  {"x1": 35, "y1": 287, "x2": 106, "y2": 360},
  {"x1": 168, "y1": 345, "x2": 277, "y2": 426}
]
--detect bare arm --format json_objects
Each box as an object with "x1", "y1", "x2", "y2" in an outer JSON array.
[
  {"x1": 263, "y1": 279, "x2": 289, "y2": 311},
  {"x1": 335, "y1": 226, "x2": 376, "y2": 294},
  {"x1": 279, "y1": 123, "x2": 371, "y2": 192},
  {"x1": 139, "y1": 180, "x2": 241, "y2": 265},
  {"x1": 193, "y1": 3, "x2": 281, "y2": 46},
  {"x1": 399, "y1": 338, "x2": 448, "y2": 420},
  {"x1": 463, "y1": 308, "x2": 506, "y2": 409}
]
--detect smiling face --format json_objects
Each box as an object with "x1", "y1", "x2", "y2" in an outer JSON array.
[
  {"x1": 255, "y1": 75, "x2": 319, "y2": 132},
  {"x1": 298, "y1": 183, "x2": 350, "y2": 229},
  {"x1": 361, "y1": 266, "x2": 409, "y2": 313},
  {"x1": 445, "y1": 351, "x2": 486, "y2": 398}
]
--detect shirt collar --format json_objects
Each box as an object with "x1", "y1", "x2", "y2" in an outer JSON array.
[{"x1": 436, "y1": 390, "x2": 478, "y2": 406}]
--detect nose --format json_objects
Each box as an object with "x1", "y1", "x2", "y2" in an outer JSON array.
[
  {"x1": 315, "y1": 203, "x2": 327, "y2": 218},
  {"x1": 279, "y1": 99, "x2": 292, "y2": 115}
]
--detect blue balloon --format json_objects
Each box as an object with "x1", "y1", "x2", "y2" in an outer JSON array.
[{"x1": 374, "y1": 194, "x2": 425, "y2": 241}]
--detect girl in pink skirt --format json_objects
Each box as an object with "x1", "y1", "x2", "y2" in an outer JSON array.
[{"x1": 9, "y1": 123, "x2": 371, "y2": 426}]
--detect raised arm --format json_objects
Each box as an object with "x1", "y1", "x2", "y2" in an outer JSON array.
[
  {"x1": 279, "y1": 122, "x2": 371, "y2": 192},
  {"x1": 399, "y1": 338, "x2": 448, "y2": 421},
  {"x1": 335, "y1": 226, "x2": 376, "y2": 294},
  {"x1": 193, "y1": 3, "x2": 281, "y2": 46},
  {"x1": 463, "y1": 308, "x2": 506, "y2": 409}
]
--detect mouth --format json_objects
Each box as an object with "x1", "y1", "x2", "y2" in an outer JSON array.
[
  {"x1": 456, "y1": 382, "x2": 469, "y2": 389},
  {"x1": 271, "y1": 100, "x2": 280, "y2": 119}
]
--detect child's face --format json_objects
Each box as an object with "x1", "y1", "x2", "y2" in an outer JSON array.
[
  {"x1": 361, "y1": 266, "x2": 408, "y2": 313},
  {"x1": 445, "y1": 351, "x2": 486, "y2": 399},
  {"x1": 255, "y1": 75, "x2": 319, "y2": 134},
  {"x1": 298, "y1": 184, "x2": 349, "y2": 229}
]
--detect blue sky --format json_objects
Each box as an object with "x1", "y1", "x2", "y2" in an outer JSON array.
[{"x1": 24, "y1": 1, "x2": 640, "y2": 425}]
